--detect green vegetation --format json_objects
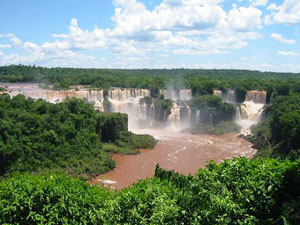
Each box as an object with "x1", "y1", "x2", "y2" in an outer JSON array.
[
  {"x1": 185, "y1": 95, "x2": 238, "y2": 135},
  {"x1": 189, "y1": 95, "x2": 236, "y2": 126},
  {"x1": 249, "y1": 93, "x2": 300, "y2": 160},
  {"x1": 0, "y1": 158, "x2": 299, "y2": 224},
  {"x1": 187, "y1": 121, "x2": 241, "y2": 135},
  {"x1": 139, "y1": 97, "x2": 173, "y2": 122},
  {"x1": 0, "y1": 95, "x2": 156, "y2": 178},
  {"x1": 1, "y1": 65, "x2": 300, "y2": 102},
  {"x1": 1, "y1": 65, "x2": 300, "y2": 224}
]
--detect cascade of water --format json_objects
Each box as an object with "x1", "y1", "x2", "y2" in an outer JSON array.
[
  {"x1": 223, "y1": 90, "x2": 236, "y2": 103},
  {"x1": 167, "y1": 102, "x2": 192, "y2": 129},
  {"x1": 179, "y1": 89, "x2": 192, "y2": 101},
  {"x1": 168, "y1": 103, "x2": 181, "y2": 128},
  {"x1": 245, "y1": 91, "x2": 267, "y2": 104},
  {"x1": 235, "y1": 106, "x2": 242, "y2": 120},
  {"x1": 236, "y1": 91, "x2": 266, "y2": 135},
  {"x1": 160, "y1": 89, "x2": 191, "y2": 101},
  {"x1": 196, "y1": 110, "x2": 200, "y2": 124},
  {"x1": 213, "y1": 90, "x2": 222, "y2": 98}
]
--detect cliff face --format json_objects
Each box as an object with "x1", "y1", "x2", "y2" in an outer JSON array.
[
  {"x1": 1, "y1": 83, "x2": 268, "y2": 132},
  {"x1": 9, "y1": 90, "x2": 104, "y2": 104}
]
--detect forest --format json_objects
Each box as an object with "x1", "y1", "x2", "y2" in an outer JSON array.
[
  {"x1": 0, "y1": 65, "x2": 300, "y2": 224},
  {"x1": 1, "y1": 65, "x2": 300, "y2": 103},
  {"x1": 0, "y1": 94, "x2": 156, "y2": 179}
]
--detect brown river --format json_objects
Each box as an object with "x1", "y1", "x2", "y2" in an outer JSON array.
[{"x1": 91, "y1": 129, "x2": 256, "y2": 189}]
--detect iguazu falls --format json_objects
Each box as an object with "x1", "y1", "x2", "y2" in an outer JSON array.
[
  {"x1": 3, "y1": 83, "x2": 267, "y2": 132},
  {"x1": 1, "y1": 0, "x2": 300, "y2": 224}
]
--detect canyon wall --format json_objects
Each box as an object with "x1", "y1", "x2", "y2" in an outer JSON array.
[{"x1": 1, "y1": 83, "x2": 267, "y2": 132}]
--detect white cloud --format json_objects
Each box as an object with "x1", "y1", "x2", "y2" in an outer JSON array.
[
  {"x1": 0, "y1": 34, "x2": 14, "y2": 38},
  {"x1": 10, "y1": 37, "x2": 22, "y2": 46},
  {"x1": 50, "y1": 1, "x2": 263, "y2": 56},
  {"x1": 270, "y1": 33, "x2": 296, "y2": 44},
  {"x1": 24, "y1": 42, "x2": 40, "y2": 50},
  {"x1": 250, "y1": 0, "x2": 268, "y2": 7},
  {"x1": 267, "y1": 3, "x2": 279, "y2": 10},
  {"x1": 0, "y1": 0, "x2": 265, "y2": 67},
  {"x1": 0, "y1": 44, "x2": 11, "y2": 48},
  {"x1": 265, "y1": 0, "x2": 300, "y2": 24},
  {"x1": 42, "y1": 41, "x2": 71, "y2": 50},
  {"x1": 227, "y1": 7, "x2": 262, "y2": 31},
  {"x1": 277, "y1": 51, "x2": 299, "y2": 56},
  {"x1": 237, "y1": 0, "x2": 268, "y2": 7}
]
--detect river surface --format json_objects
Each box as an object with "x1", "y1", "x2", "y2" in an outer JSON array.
[{"x1": 91, "y1": 129, "x2": 256, "y2": 189}]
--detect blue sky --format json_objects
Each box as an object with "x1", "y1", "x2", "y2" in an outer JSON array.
[{"x1": 0, "y1": 0, "x2": 299, "y2": 72}]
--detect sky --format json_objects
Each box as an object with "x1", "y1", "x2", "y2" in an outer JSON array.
[{"x1": 0, "y1": 0, "x2": 299, "y2": 72}]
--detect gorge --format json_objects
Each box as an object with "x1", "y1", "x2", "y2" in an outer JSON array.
[
  {"x1": 0, "y1": 83, "x2": 267, "y2": 188},
  {"x1": 1, "y1": 83, "x2": 266, "y2": 131}
]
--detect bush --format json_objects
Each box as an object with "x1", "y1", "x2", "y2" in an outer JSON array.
[
  {"x1": 0, "y1": 174, "x2": 110, "y2": 224},
  {"x1": 213, "y1": 121, "x2": 241, "y2": 134},
  {"x1": 1, "y1": 158, "x2": 299, "y2": 225},
  {"x1": 186, "y1": 121, "x2": 241, "y2": 135}
]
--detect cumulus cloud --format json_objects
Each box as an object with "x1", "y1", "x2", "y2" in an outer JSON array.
[
  {"x1": 10, "y1": 37, "x2": 22, "y2": 46},
  {"x1": 50, "y1": 0, "x2": 263, "y2": 56},
  {"x1": 0, "y1": 44, "x2": 11, "y2": 49},
  {"x1": 227, "y1": 7, "x2": 262, "y2": 31},
  {"x1": 1, "y1": 0, "x2": 265, "y2": 67},
  {"x1": 0, "y1": 34, "x2": 14, "y2": 38},
  {"x1": 265, "y1": 0, "x2": 300, "y2": 24},
  {"x1": 270, "y1": 33, "x2": 296, "y2": 44},
  {"x1": 250, "y1": 0, "x2": 268, "y2": 7},
  {"x1": 277, "y1": 51, "x2": 299, "y2": 56}
]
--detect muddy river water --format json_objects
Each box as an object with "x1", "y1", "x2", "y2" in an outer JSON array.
[{"x1": 91, "y1": 129, "x2": 256, "y2": 189}]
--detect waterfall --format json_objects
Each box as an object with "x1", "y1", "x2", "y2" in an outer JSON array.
[
  {"x1": 213, "y1": 90, "x2": 222, "y2": 98},
  {"x1": 179, "y1": 89, "x2": 192, "y2": 101},
  {"x1": 236, "y1": 92, "x2": 266, "y2": 135},
  {"x1": 167, "y1": 102, "x2": 192, "y2": 129},
  {"x1": 213, "y1": 90, "x2": 236, "y2": 103},
  {"x1": 235, "y1": 106, "x2": 242, "y2": 120},
  {"x1": 245, "y1": 91, "x2": 267, "y2": 104},
  {"x1": 224, "y1": 90, "x2": 237, "y2": 103},
  {"x1": 196, "y1": 110, "x2": 200, "y2": 124},
  {"x1": 160, "y1": 89, "x2": 191, "y2": 101},
  {"x1": 4, "y1": 83, "x2": 269, "y2": 134}
]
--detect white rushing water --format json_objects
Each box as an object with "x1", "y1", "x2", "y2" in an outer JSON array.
[
  {"x1": 214, "y1": 89, "x2": 266, "y2": 135},
  {"x1": 1, "y1": 83, "x2": 267, "y2": 134}
]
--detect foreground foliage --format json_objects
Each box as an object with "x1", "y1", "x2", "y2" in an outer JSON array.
[
  {"x1": 0, "y1": 95, "x2": 156, "y2": 178},
  {"x1": 0, "y1": 158, "x2": 299, "y2": 225}
]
